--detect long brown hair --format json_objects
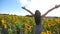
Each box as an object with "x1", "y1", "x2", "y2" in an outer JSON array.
[{"x1": 34, "y1": 10, "x2": 41, "y2": 25}]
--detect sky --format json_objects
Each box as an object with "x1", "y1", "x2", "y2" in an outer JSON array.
[{"x1": 0, "y1": 0, "x2": 60, "y2": 17}]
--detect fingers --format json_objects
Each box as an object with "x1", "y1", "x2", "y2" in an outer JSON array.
[
  {"x1": 21, "y1": 6, "x2": 25, "y2": 9},
  {"x1": 55, "y1": 4, "x2": 60, "y2": 8},
  {"x1": 57, "y1": 4, "x2": 60, "y2": 6}
]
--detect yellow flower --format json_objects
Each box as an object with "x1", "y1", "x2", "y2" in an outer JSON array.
[
  {"x1": 1, "y1": 18, "x2": 7, "y2": 28},
  {"x1": 45, "y1": 18, "x2": 49, "y2": 22},
  {"x1": 48, "y1": 23, "x2": 55, "y2": 26},
  {"x1": 41, "y1": 32, "x2": 46, "y2": 34},
  {"x1": 55, "y1": 18, "x2": 58, "y2": 21},
  {"x1": 15, "y1": 16, "x2": 18, "y2": 19},
  {"x1": 9, "y1": 16, "x2": 12, "y2": 19},
  {"x1": 3, "y1": 24, "x2": 7, "y2": 28},
  {"x1": 43, "y1": 24, "x2": 47, "y2": 28},
  {"x1": 46, "y1": 31, "x2": 51, "y2": 34},
  {"x1": 55, "y1": 18, "x2": 60, "y2": 23},
  {"x1": 25, "y1": 23, "x2": 32, "y2": 30},
  {"x1": 48, "y1": 23, "x2": 52, "y2": 27},
  {"x1": 1, "y1": 18, "x2": 5, "y2": 25},
  {"x1": 49, "y1": 18, "x2": 55, "y2": 23},
  {"x1": 57, "y1": 18, "x2": 60, "y2": 23}
]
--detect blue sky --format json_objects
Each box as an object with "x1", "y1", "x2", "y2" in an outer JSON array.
[
  {"x1": 0, "y1": 0, "x2": 60, "y2": 16},
  {"x1": 0, "y1": 0, "x2": 27, "y2": 15}
]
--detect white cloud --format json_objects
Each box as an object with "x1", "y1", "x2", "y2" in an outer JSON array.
[
  {"x1": 20, "y1": 0, "x2": 27, "y2": 6},
  {"x1": 28, "y1": 0, "x2": 60, "y2": 13},
  {"x1": 19, "y1": 0, "x2": 60, "y2": 17},
  {"x1": 19, "y1": 0, "x2": 30, "y2": 6}
]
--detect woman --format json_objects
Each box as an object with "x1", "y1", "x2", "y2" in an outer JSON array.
[
  {"x1": 33, "y1": 10, "x2": 43, "y2": 34},
  {"x1": 21, "y1": 4, "x2": 60, "y2": 34}
]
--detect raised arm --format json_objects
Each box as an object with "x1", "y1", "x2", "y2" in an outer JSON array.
[
  {"x1": 41, "y1": 4, "x2": 60, "y2": 18},
  {"x1": 21, "y1": 7, "x2": 34, "y2": 16}
]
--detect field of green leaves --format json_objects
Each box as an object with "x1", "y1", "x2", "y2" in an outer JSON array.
[{"x1": 0, "y1": 14, "x2": 60, "y2": 34}]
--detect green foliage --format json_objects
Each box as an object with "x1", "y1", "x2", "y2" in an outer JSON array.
[{"x1": 0, "y1": 14, "x2": 60, "y2": 34}]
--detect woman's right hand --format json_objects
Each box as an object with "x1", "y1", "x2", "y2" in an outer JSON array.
[{"x1": 54, "y1": 4, "x2": 60, "y2": 8}]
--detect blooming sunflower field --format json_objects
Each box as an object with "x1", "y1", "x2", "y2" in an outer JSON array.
[{"x1": 0, "y1": 14, "x2": 60, "y2": 34}]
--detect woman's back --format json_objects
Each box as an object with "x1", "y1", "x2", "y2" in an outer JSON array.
[{"x1": 33, "y1": 10, "x2": 43, "y2": 34}]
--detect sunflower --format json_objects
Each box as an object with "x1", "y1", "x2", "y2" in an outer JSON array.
[
  {"x1": 41, "y1": 32, "x2": 46, "y2": 34},
  {"x1": 55, "y1": 18, "x2": 60, "y2": 23},
  {"x1": 57, "y1": 18, "x2": 60, "y2": 24},
  {"x1": 1, "y1": 18, "x2": 5, "y2": 24},
  {"x1": 49, "y1": 18, "x2": 55, "y2": 23},
  {"x1": 3, "y1": 24, "x2": 7, "y2": 28},
  {"x1": 1, "y1": 18, "x2": 7, "y2": 28},
  {"x1": 1, "y1": 18, "x2": 6, "y2": 25},
  {"x1": 9, "y1": 16, "x2": 12, "y2": 19},
  {"x1": 48, "y1": 23, "x2": 51, "y2": 27},
  {"x1": 25, "y1": 23, "x2": 32, "y2": 30},
  {"x1": 44, "y1": 18, "x2": 49, "y2": 22},
  {"x1": 46, "y1": 18, "x2": 54, "y2": 23},
  {"x1": 46, "y1": 30, "x2": 51, "y2": 34}
]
